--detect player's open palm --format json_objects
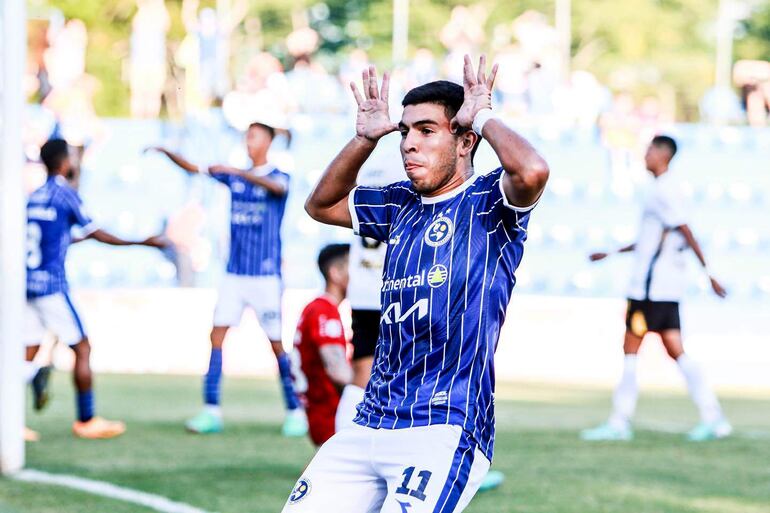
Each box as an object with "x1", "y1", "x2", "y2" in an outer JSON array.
[
  {"x1": 452, "y1": 54, "x2": 499, "y2": 132},
  {"x1": 350, "y1": 66, "x2": 397, "y2": 141}
]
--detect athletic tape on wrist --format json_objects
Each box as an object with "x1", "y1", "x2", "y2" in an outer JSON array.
[{"x1": 472, "y1": 109, "x2": 495, "y2": 136}]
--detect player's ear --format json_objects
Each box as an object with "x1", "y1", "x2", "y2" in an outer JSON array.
[{"x1": 457, "y1": 130, "x2": 478, "y2": 158}]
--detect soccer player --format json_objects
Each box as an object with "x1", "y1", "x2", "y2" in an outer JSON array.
[
  {"x1": 283, "y1": 55, "x2": 548, "y2": 512},
  {"x1": 26, "y1": 138, "x2": 166, "y2": 439},
  {"x1": 293, "y1": 244, "x2": 353, "y2": 446},
  {"x1": 580, "y1": 135, "x2": 732, "y2": 442},
  {"x1": 147, "y1": 119, "x2": 305, "y2": 436}
]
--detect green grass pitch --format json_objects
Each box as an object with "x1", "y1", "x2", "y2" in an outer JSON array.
[{"x1": 1, "y1": 373, "x2": 768, "y2": 513}]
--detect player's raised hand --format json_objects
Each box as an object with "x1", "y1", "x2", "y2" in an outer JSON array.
[
  {"x1": 709, "y1": 276, "x2": 728, "y2": 298},
  {"x1": 142, "y1": 234, "x2": 170, "y2": 249},
  {"x1": 350, "y1": 66, "x2": 398, "y2": 142},
  {"x1": 451, "y1": 54, "x2": 499, "y2": 133}
]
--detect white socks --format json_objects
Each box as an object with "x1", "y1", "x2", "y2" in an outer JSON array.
[
  {"x1": 608, "y1": 355, "x2": 638, "y2": 431},
  {"x1": 204, "y1": 404, "x2": 222, "y2": 418},
  {"x1": 676, "y1": 354, "x2": 723, "y2": 425},
  {"x1": 24, "y1": 361, "x2": 41, "y2": 383},
  {"x1": 335, "y1": 384, "x2": 365, "y2": 433}
]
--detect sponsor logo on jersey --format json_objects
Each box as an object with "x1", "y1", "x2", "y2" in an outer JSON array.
[
  {"x1": 27, "y1": 207, "x2": 57, "y2": 221},
  {"x1": 430, "y1": 391, "x2": 448, "y2": 406},
  {"x1": 427, "y1": 264, "x2": 448, "y2": 288},
  {"x1": 288, "y1": 477, "x2": 312, "y2": 504},
  {"x1": 382, "y1": 271, "x2": 425, "y2": 292},
  {"x1": 424, "y1": 216, "x2": 453, "y2": 247},
  {"x1": 381, "y1": 299, "x2": 429, "y2": 325}
]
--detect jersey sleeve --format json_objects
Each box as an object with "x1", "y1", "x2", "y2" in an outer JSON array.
[
  {"x1": 348, "y1": 182, "x2": 405, "y2": 242},
  {"x1": 63, "y1": 189, "x2": 97, "y2": 235},
  {"x1": 308, "y1": 304, "x2": 347, "y2": 348},
  {"x1": 269, "y1": 170, "x2": 290, "y2": 194},
  {"x1": 654, "y1": 183, "x2": 688, "y2": 228},
  {"x1": 207, "y1": 168, "x2": 232, "y2": 186},
  {"x1": 477, "y1": 168, "x2": 538, "y2": 233}
]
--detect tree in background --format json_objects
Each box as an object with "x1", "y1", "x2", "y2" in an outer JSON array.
[{"x1": 29, "y1": 0, "x2": 770, "y2": 121}]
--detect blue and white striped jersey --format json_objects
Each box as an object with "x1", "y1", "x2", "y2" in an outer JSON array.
[
  {"x1": 26, "y1": 176, "x2": 97, "y2": 297},
  {"x1": 209, "y1": 164, "x2": 289, "y2": 277},
  {"x1": 349, "y1": 168, "x2": 535, "y2": 461}
]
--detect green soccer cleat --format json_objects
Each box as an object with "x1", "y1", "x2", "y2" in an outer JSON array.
[
  {"x1": 185, "y1": 410, "x2": 224, "y2": 434},
  {"x1": 686, "y1": 420, "x2": 732, "y2": 442},
  {"x1": 580, "y1": 422, "x2": 633, "y2": 441},
  {"x1": 281, "y1": 409, "x2": 308, "y2": 437},
  {"x1": 478, "y1": 470, "x2": 505, "y2": 492}
]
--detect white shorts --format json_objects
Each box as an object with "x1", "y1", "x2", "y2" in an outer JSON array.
[
  {"x1": 213, "y1": 273, "x2": 282, "y2": 340},
  {"x1": 25, "y1": 292, "x2": 87, "y2": 347},
  {"x1": 282, "y1": 424, "x2": 490, "y2": 513}
]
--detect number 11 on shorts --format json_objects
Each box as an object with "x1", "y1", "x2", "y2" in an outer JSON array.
[{"x1": 396, "y1": 466, "x2": 432, "y2": 501}]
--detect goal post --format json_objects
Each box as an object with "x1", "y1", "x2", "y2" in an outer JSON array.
[{"x1": 0, "y1": 0, "x2": 27, "y2": 475}]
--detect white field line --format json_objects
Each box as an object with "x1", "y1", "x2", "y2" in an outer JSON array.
[{"x1": 13, "y1": 469, "x2": 215, "y2": 513}]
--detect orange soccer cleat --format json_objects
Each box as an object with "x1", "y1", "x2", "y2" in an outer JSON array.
[{"x1": 72, "y1": 417, "x2": 126, "y2": 439}]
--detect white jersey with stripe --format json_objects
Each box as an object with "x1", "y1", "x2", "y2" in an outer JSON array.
[
  {"x1": 627, "y1": 171, "x2": 689, "y2": 302},
  {"x1": 349, "y1": 168, "x2": 535, "y2": 461},
  {"x1": 348, "y1": 140, "x2": 406, "y2": 311}
]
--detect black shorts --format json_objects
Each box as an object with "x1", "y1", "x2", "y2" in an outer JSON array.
[
  {"x1": 625, "y1": 299, "x2": 680, "y2": 337},
  {"x1": 351, "y1": 309, "x2": 380, "y2": 360}
]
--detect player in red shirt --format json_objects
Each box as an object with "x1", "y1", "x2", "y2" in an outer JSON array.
[{"x1": 292, "y1": 244, "x2": 353, "y2": 446}]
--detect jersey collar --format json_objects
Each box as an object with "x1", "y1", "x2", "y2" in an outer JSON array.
[
  {"x1": 248, "y1": 163, "x2": 275, "y2": 177},
  {"x1": 420, "y1": 173, "x2": 479, "y2": 205}
]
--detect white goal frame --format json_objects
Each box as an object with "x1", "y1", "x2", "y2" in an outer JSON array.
[{"x1": 0, "y1": 0, "x2": 27, "y2": 475}]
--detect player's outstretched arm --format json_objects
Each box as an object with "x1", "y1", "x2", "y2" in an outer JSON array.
[
  {"x1": 145, "y1": 146, "x2": 201, "y2": 175},
  {"x1": 88, "y1": 229, "x2": 168, "y2": 249},
  {"x1": 305, "y1": 66, "x2": 398, "y2": 228},
  {"x1": 676, "y1": 224, "x2": 727, "y2": 298},
  {"x1": 452, "y1": 55, "x2": 549, "y2": 209},
  {"x1": 589, "y1": 244, "x2": 636, "y2": 261},
  {"x1": 208, "y1": 164, "x2": 288, "y2": 196}
]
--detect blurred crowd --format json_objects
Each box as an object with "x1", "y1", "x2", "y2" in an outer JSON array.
[{"x1": 20, "y1": 2, "x2": 770, "y2": 200}]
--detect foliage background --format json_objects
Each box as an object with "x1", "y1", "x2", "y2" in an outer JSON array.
[{"x1": 27, "y1": 0, "x2": 770, "y2": 120}]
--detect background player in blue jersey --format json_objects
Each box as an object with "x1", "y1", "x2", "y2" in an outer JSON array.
[
  {"x1": 284, "y1": 55, "x2": 548, "y2": 512},
  {"x1": 147, "y1": 119, "x2": 305, "y2": 436},
  {"x1": 25, "y1": 138, "x2": 166, "y2": 440}
]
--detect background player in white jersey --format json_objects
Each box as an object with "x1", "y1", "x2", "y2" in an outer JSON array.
[
  {"x1": 147, "y1": 119, "x2": 305, "y2": 437},
  {"x1": 26, "y1": 138, "x2": 166, "y2": 440},
  {"x1": 284, "y1": 55, "x2": 548, "y2": 513},
  {"x1": 581, "y1": 135, "x2": 731, "y2": 443}
]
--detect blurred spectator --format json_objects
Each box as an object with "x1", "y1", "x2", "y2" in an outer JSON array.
[
  {"x1": 405, "y1": 48, "x2": 438, "y2": 89},
  {"x1": 440, "y1": 5, "x2": 488, "y2": 84},
  {"x1": 286, "y1": 55, "x2": 345, "y2": 114},
  {"x1": 733, "y1": 60, "x2": 770, "y2": 127},
  {"x1": 179, "y1": 0, "x2": 248, "y2": 111},
  {"x1": 130, "y1": 0, "x2": 170, "y2": 118},
  {"x1": 699, "y1": 85, "x2": 743, "y2": 125}
]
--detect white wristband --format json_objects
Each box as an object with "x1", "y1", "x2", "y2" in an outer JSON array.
[{"x1": 472, "y1": 109, "x2": 495, "y2": 136}]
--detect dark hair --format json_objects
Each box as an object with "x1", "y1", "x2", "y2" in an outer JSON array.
[
  {"x1": 40, "y1": 138, "x2": 69, "y2": 173},
  {"x1": 248, "y1": 122, "x2": 275, "y2": 139},
  {"x1": 651, "y1": 135, "x2": 677, "y2": 158},
  {"x1": 402, "y1": 80, "x2": 481, "y2": 160},
  {"x1": 317, "y1": 243, "x2": 350, "y2": 280}
]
